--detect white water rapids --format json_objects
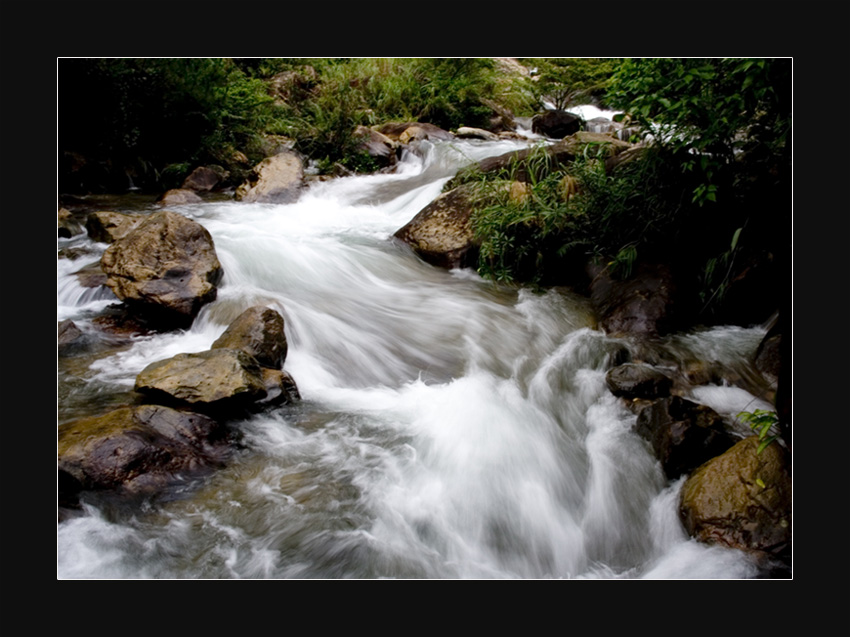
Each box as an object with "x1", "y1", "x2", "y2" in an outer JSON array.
[{"x1": 57, "y1": 135, "x2": 772, "y2": 579}]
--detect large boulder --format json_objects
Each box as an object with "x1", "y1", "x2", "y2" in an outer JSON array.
[
  {"x1": 634, "y1": 396, "x2": 737, "y2": 480},
  {"x1": 588, "y1": 262, "x2": 685, "y2": 338},
  {"x1": 353, "y1": 126, "x2": 399, "y2": 169},
  {"x1": 235, "y1": 151, "x2": 305, "y2": 204},
  {"x1": 100, "y1": 210, "x2": 223, "y2": 329},
  {"x1": 181, "y1": 166, "x2": 226, "y2": 192},
  {"x1": 135, "y1": 348, "x2": 268, "y2": 414},
  {"x1": 211, "y1": 305, "x2": 288, "y2": 369},
  {"x1": 680, "y1": 436, "x2": 792, "y2": 562},
  {"x1": 85, "y1": 210, "x2": 144, "y2": 243},
  {"x1": 58, "y1": 404, "x2": 231, "y2": 503},
  {"x1": 393, "y1": 184, "x2": 481, "y2": 269},
  {"x1": 532, "y1": 109, "x2": 583, "y2": 139}
]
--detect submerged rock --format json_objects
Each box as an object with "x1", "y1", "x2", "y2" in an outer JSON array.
[{"x1": 58, "y1": 319, "x2": 89, "y2": 357}]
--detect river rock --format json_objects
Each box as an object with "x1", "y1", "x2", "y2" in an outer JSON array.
[
  {"x1": 181, "y1": 166, "x2": 225, "y2": 192},
  {"x1": 85, "y1": 210, "x2": 145, "y2": 243},
  {"x1": 58, "y1": 403, "x2": 231, "y2": 502},
  {"x1": 158, "y1": 188, "x2": 204, "y2": 206},
  {"x1": 634, "y1": 396, "x2": 737, "y2": 480},
  {"x1": 354, "y1": 126, "x2": 399, "y2": 169},
  {"x1": 211, "y1": 305, "x2": 288, "y2": 369},
  {"x1": 606, "y1": 363, "x2": 673, "y2": 400},
  {"x1": 532, "y1": 109, "x2": 583, "y2": 139},
  {"x1": 679, "y1": 435, "x2": 791, "y2": 561},
  {"x1": 100, "y1": 210, "x2": 223, "y2": 329},
  {"x1": 235, "y1": 151, "x2": 305, "y2": 204},
  {"x1": 455, "y1": 127, "x2": 500, "y2": 141},
  {"x1": 375, "y1": 122, "x2": 455, "y2": 143},
  {"x1": 73, "y1": 260, "x2": 109, "y2": 289},
  {"x1": 59, "y1": 207, "x2": 84, "y2": 238},
  {"x1": 58, "y1": 319, "x2": 89, "y2": 356},
  {"x1": 393, "y1": 183, "x2": 480, "y2": 269},
  {"x1": 258, "y1": 368, "x2": 301, "y2": 407},
  {"x1": 135, "y1": 348, "x2": 268, "y2": 414},
  {"x1": 588, "y1": 262, "x2": 683, "y2": 338}
]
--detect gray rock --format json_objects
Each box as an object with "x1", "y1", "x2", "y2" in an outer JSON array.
[{"x1": 235, "y1": 151, "x2": 305, "y2": 204}]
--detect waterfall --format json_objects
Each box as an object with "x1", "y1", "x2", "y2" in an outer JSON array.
[{"x1": 57, "y1": 137, "x2": 769, "y2": 579}]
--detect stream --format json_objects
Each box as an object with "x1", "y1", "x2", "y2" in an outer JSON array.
[{"x1": 57, "y1": 129, "x2": 775, "y2": 579}]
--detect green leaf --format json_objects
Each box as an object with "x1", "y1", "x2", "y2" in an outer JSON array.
[
  {"x1": 730, "y1": 226, "x2": 742, "y2": 251},
  {"x1": 757, "y1": 436, "x2": 777, "y2": 455}
]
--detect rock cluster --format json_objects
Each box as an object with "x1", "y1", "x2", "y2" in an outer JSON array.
[
  {"x1": 603, "y1": 353, "x2": 790, "y2": 568},
  {"x1": 59, "y1": 305, "x2": 300, "y2": 515}
]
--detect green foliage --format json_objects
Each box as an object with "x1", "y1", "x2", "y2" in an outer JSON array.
[
  {"x1": 470, "y1": 145, "x2": 579, "y2": 285},
  {"x1": 59, "y1": 58, "x2": 286, "y2": 190},
  {"x1": 737, "y1": 409, "x2": 780, "y2": 455},
  {"x1": 280, "y1": 58, "x2": 509, "y2": 173},
  {"x1": 522, "y1": 58, "x2": 622, "y2": 110},
  {"x1": 607, "y1": 58, "x2": 791, "y2": 206}
]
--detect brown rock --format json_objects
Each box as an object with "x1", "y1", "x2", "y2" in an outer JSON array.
[
  {"x1": 680, "y1": 436, "x2": 791, "y2": 560},
  {"x1": 85, "y1": 211, "x2": 145, "y2": 243},
  {"x1": 635, "y1": 396, "x2": 736, "y2": 479},
  {"x1": 58, "y1": 404, "x2": 230, "y2": 497},
  {"x1": 135, "y1": 348, "x2": 267, "y2": 413},
  {"x1": 158, "y1": 189, "x2": 204, "y2": 206},
  {"x1": 101, "y1": 210, "x2": 223, "y2": 328},
  {"x1": 181, "y1": 166, "x2": 224, "y2": 192},
  {"x1": 211, "y1": 306, "x2": 288, "y2": 369},
  {"x1": 393, "y1": 184, "x2": 481, "y2": 269}
]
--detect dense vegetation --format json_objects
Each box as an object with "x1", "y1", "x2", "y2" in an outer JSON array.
[{"x1": 465, "y1": 58, "x2": 791, "y2": 324}]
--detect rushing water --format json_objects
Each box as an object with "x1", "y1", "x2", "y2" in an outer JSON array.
[{"x1": 57, "y1": 135, "x2": 774, "y2": 579}]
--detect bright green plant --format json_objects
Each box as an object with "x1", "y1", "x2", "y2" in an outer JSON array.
[{"x1": 737, "y1": 409, "x2": 780, "y2": 455}]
